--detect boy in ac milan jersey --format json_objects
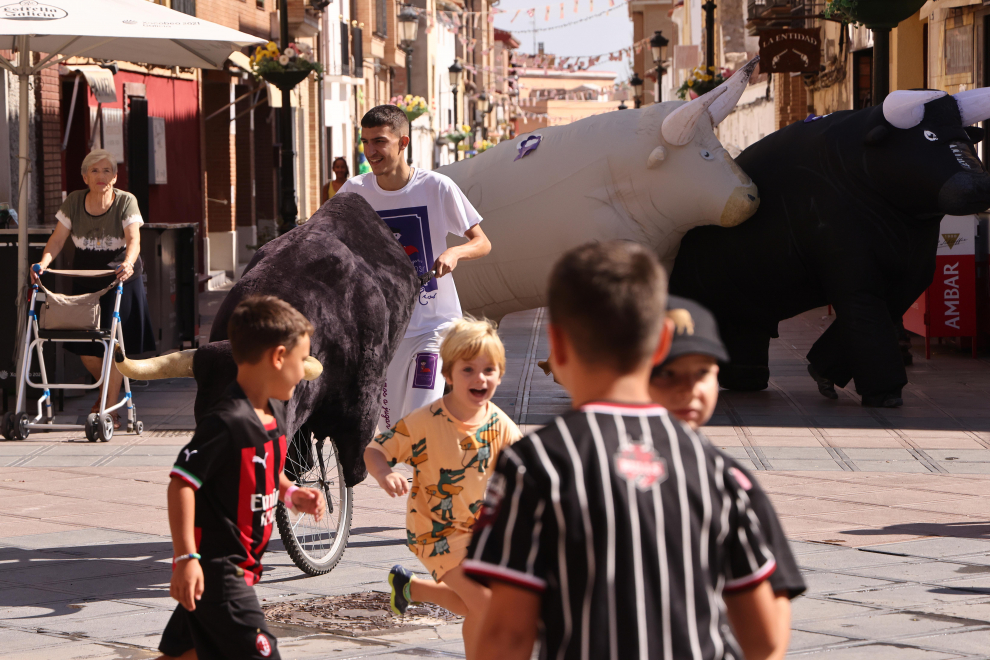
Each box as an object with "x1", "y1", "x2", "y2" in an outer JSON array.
[{"x1": 156, "y1": 296, "x2": 325, "y2": 660}]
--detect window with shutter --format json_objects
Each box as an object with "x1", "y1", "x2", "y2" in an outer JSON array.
[
  {"x1": 341, "y1": 22, "x2": 350, "y2": 75},
  {"x1": 352, "y1": 27, "x2": 364, "y2": 76}
]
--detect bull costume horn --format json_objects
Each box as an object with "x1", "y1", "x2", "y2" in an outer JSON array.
[
  {"x1": 661, "y1": 85, "x2": 727, "y2": 146},
  {"x1": 115, "y1": 348, "x2": 196, "y2": 379},
  {"x1": 882, "y1": 90, "x2": 946, "y2": 129},
  {"x1": 302, "y1": 355, "x2": 323, "y2": 381},
  {"x1": 114, "y1": 348, "x2": 324, "y2": 382},
  {"x1": 954, "y1": 87, "x2": 990, "y2": 127},
  {"x1": 707, "y1": 56, "x2": 761, "y2": 127}
]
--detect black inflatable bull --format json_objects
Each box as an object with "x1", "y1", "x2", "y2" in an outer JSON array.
[
  {"x1": 671, "y1": 90, "x2": 990, "y2": 406},
  {"x1": 117, "y1": 193, "x2": 418, "y2": 485}
]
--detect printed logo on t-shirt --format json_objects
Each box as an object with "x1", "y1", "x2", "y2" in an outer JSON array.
[
  {"x1": 378, "y1": 207, "x2": 437, "y2": 301},
  {"x1": 411, "y1": 352, "x2": 438, "y2": 390},
  {"x1": 251, "y1": 487, "x2": 280, "y2": 526},
  {"x1": 255, "y1": 632, "x2": 272, "y2": 657},
  {"x1": 614, "y1": 443, "x2": 667, "y2": 490}
]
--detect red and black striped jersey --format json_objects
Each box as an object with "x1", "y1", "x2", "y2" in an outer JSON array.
[
  {"x1": 171, "y1": 383, "x2": 287, "y2": 586},
  {"x1": 464, "y1": 402, "x2": 777, "y2": 660}
]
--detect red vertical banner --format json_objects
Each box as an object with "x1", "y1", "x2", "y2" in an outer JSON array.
[{"x1": 904, "y1": 215, "x2": 978, "y2": 343}]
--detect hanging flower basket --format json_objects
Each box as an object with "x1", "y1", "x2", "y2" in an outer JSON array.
[
  {"x1": 262, "y1": 69, "x2": 313, "y2": 91},
  {"x1": 439, "y1": 124, "x2": 472, "y2": 148},
  {"x1": 823, "y1": 0, "x2": 926, "y2": 28},
  {"x1": 251, "y1": 41, "x2": 323, "y2": 90},
  {"x1": 676, "y1": 66, "x2": 729, "y2": 101},
  {"x1": 391, "y1": 95, "x2": 429, "y2": 123}
]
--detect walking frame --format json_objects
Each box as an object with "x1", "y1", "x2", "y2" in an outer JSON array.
[{"x1": 2, "y1": 267, "x2": 143, "y2": 442}]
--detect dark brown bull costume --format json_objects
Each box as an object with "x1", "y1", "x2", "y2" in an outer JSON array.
[
  {"x1": 671, "y1": 90, "x2": 990, "y2": 407},
  {"x1": 117, "y1": 193, "x2": 418, "y2": 485}
]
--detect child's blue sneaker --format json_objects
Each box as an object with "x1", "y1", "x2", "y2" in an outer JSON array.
[{"x1": 388, "y1": 564, "x2": 415, "y2": 616}]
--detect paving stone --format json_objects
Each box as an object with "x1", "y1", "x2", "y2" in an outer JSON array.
[
  {"x1": 767, "y1": 459, "x2": 846, "y2": 471},
  {"x1": 794, "y1": 643, "x2": 963, "y2": 659},
  {"x1": 790, "y1": 597, "x2": 880, "y2": 622},
  {"x1": 796, "y1": 549, "x2": 916, "y2": 571},
  {"x1": 836, "y1": 583, "x2": 985, "y2": 608},
  {"x1": 800, "y1": 611, "x2": 970, "y2": 639},
  {"x1": 0, "y1": 628, "x2": 76, "y2": 653},
  {"x1": 801, "y1": 571, "x2": 902, "y2": 595},
  {"x1": 873, "y1": 538, "x2": 990, "y2": 559},
  {"x1": 786, "y1": 628, "x2": 853, "y2": 651},
  {"x1": 853, "y1": 461, "x2": 934, "y2": 473}
]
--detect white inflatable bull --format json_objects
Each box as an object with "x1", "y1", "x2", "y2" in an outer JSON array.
[{"x1": 441, "y1": 58, "x2": 761, "y2": 321}]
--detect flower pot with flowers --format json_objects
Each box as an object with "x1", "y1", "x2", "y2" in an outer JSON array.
[
  {"x1": 465, "y1": 139, "x2": 494, "y2": 158},
  {"x1": 391, "y1": 95, "x2": 429, "y2": 123},
  {"x1": 676, "y1": 66, "x2": 729, "y2": 100},
  {"x1": 251, "y1": 41, "x2": 324, "y2": 91},
  {"x1": 439, "y1": 124, "x2": 472, "y2": 150}
]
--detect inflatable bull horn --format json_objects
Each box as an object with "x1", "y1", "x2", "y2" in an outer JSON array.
[
  {"x1": 708, "y1": 56, "x2": 761, "y2": 126},
  {"x1": 660, "y1": 55, "x2": 760, "y2": 146},
  {"x1": 953, "y1": 87, "x2": 990, "y2": 127},
  {"x1": 661, "y1": 86, "x2": 727, "y2": 146},
  {"x1": 884, "y1": 88, "x2": 990, "y2": 129},
  {"x1": 114, "y1": 348, "x2": 324, "y2": 381}
]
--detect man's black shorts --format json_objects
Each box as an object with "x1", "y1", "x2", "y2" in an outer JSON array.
[{"x1": 159, "y1": 558, "x2": 279, "y2": 660}]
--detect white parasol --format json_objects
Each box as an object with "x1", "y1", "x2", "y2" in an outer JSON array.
[{"x1": 0, "y1": 0, "x2": 264, "y2": 386}]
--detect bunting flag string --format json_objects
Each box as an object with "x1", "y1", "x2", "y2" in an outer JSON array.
[
  {"x1": 511, "y1": 36, "x2": 649, "y2": 71},
  {"x1": 507, "y1": 0, "x2": 630, "y2": 32}
]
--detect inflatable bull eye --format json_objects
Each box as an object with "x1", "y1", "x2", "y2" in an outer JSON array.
[
  {"x1": 924, "y1": 130, "x2": 938, "y2": 142},
  {"x1": 700, "y1": 150, "x2": 714, "y2": 160}
]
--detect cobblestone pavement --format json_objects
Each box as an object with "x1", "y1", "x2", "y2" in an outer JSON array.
[{"x1": 1, "y1": 307, "x2": 989, "y2": 658}]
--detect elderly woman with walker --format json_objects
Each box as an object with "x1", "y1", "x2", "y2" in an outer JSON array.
[{"x1": 30, "y1": 149, "x2": 156, "y2": 430}]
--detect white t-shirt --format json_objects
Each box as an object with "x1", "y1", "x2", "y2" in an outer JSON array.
[{"x1": 339, "y1": 168, "x2": 482, "y2": 338}]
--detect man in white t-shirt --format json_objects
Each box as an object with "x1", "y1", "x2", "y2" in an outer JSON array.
[{"x1": 338, "y1": 105, "x2": 491, "y2": 429}]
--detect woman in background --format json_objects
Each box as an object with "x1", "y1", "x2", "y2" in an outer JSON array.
[
  {"x1": 32, "y1": 149, "x2": 155, "y2": 429},
  {"x1": 321, "y1": 157, "x2": 350, "y2": 203}
]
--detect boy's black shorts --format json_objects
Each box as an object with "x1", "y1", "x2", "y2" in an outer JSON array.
[{"x1": 159, "y1": 558, "x2": 279, "y2": 660}]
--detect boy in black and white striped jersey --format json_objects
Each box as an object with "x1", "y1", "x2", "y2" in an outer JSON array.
[
  {"x1": 463, "y1": 241, "x2": 787, "y2": 660},
  {"x1": 649, "y1": 295, "x2": 807, "y2": 653}
]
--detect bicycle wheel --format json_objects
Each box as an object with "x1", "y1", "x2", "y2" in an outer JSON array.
[{"x1": 276, "y1": 426, "x2": 352, "y2": 576}]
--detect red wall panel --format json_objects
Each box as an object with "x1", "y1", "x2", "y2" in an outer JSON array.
[{"x1": 75, "y1": 70, "x2": 202, "y2": 227}]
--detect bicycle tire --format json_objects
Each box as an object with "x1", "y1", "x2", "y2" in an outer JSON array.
[{"x1": 276, "y1": 427, "x2": 352, "y2": 576}]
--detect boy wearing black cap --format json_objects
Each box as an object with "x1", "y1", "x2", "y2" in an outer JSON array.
[{"x1": 649, "y1": 295, "x2": 807, "y2": 647}]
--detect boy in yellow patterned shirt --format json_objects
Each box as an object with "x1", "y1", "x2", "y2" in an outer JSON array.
[{"x1": 364, "y1": 317, "x2": 521, "y2": 657}]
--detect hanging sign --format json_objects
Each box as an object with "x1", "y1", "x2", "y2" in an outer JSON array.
[{"x1": 758, "y1": 28, "x2": 821, "y2": 73}]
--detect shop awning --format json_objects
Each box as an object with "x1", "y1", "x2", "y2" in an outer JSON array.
[{"x1": 61, "y1": 65, "x2": 117, "y2": 103}]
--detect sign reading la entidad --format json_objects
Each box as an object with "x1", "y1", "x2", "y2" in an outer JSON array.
[
  {"x1": 0, "y1": 0, "x2": 67, "y2": 20},
  {"x1": 758, "y1": 28, "x2": 821, "y2": 73}
]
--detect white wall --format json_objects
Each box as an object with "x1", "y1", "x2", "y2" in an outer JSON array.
[{"x1": 715, "y1": 78, "x2": 775, "y2": 156}]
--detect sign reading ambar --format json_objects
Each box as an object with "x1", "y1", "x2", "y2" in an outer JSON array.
[
  {"x1": 758, "y1": 28, "x2": 821, "y2": 73},
  {"x1": 0, "y1": 1, "x2": 68, "y2": 20}
]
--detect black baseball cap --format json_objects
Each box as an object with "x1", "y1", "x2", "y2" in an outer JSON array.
[{"x1": 657, "y1": 295, "x2": 729, "y2": 369}]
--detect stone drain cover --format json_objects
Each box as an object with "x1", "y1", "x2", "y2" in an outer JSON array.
[{"x1": 263, "y1": 591, "x2": 460, "y2": 637}]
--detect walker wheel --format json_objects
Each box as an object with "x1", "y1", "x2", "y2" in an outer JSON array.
[
  {"x1": 135, "y1": 421, "x2": 143, "y2": 435},
  {"x1": 97, "y1": 413, "x2": 114, "y2": 443},
  {"x1": 1, "y1": 413, "x2": 13, "y2": 441},
  {"x1": 85, "y1": 413, "x2": 98, "y2": 442},
  {"x1": 14, "y1": 412, "x2": 30, "y2": 440}
]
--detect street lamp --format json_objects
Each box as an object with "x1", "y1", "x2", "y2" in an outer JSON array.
[
  {"x1": 630, "y1": 73, "x2": 644, "y2": 109},
  {"x1": 398, "y1": 4, "x2": 419, "y2": 165},
  {"x1": 448, "y1": 60, "x2": 464, "y2": 160},
  {"x1": 703, "y1": 0, "x2": 717, "y2": 74},
  {"x1": 650, "y1": 30, "x2": 669, "y2": 103},
  {"x1": 477, "y1": 92, "x2": 489, "y2": 139}
]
